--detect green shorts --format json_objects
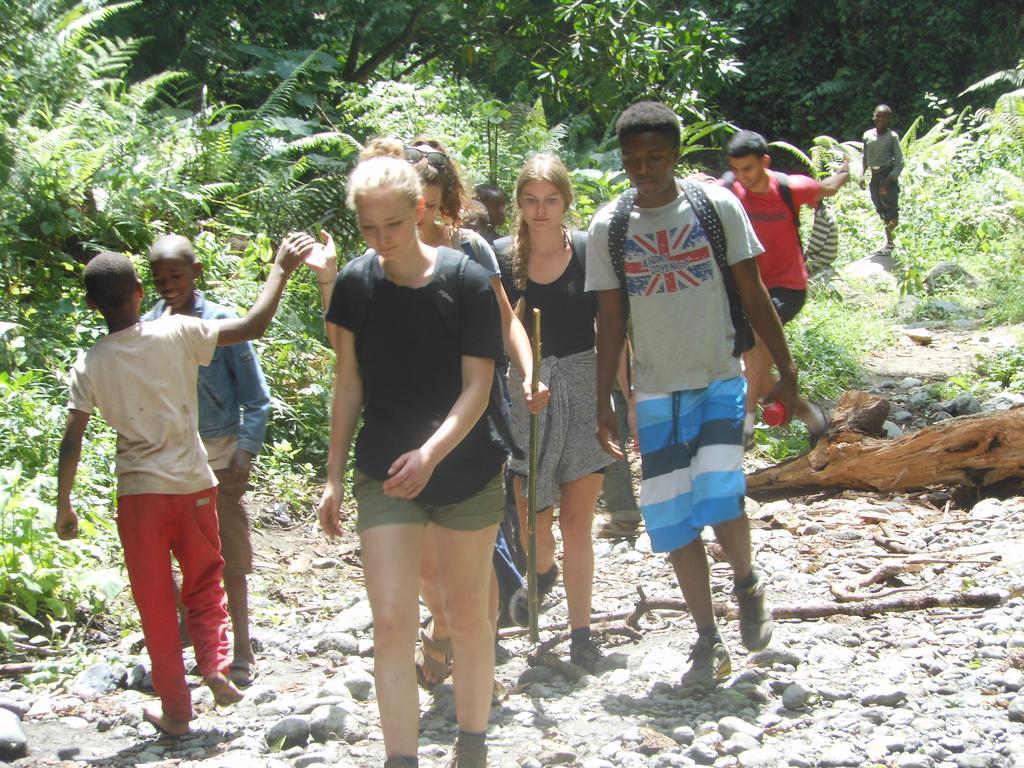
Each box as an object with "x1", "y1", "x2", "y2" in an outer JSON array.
[{"x1": 353, "y1": 470, "x2": 504, "y2": 534}]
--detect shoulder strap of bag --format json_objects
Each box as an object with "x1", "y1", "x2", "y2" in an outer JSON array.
[
  {"x1": 430, "y1": 247, "x2": 468, "y2": 336},
  {"x1": 772, "y1": 171, "x2": 800, "y2": 229},
  {"x1": 608, "y1": 188, "x2": 638, "y2": 312},
  {"x1": 679, "y1": 179, "x2": 753, "y2": 357},
  {"x1": 344, "y1": 252, "x2": 378, "y2": 336},
  {"x1": 570, "y1": 230, "x2": 588, "y2": 273},
  {"x1": 432, "y1": 247, "x2": 522, "y2": 459}
]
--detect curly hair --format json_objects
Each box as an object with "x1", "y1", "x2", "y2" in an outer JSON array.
[
  {"x1": 511, "y1": 153, "x2": 573, "y2": 291},
  {"x1": 409, "y1": 135, "x2": 467, "y2": 227},
  {"x1": 83, "y1": 251, "x2": 140, "y2": 310},
  {"x1": 615, "y1": 100, "x2": 681, "y2": 148},
  {"x1": 346, "y1": 137, "x2": 422, "y2": 210}
]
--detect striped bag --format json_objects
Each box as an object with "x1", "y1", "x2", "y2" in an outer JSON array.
[{"x1": 804, "y1": 202, "x2": 838, "y2": 273}]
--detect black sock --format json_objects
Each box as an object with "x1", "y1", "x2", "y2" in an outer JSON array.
[
  {"x1": 457, "y1": 730, "x2": 486, "y2": 748},
  {"x1": 697, "y1": 624, "x2": 722, "y2": 642},
  {"x1": 735, "y1": 569, "x2": 759, "y2": 591},
  {"x1": 570, "y1": 627, "x2": 591, "y2": 646}
]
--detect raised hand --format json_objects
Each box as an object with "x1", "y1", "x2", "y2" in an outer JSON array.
[{"x1": 275, "y1": 232, "x2": 317, "y2": 274}]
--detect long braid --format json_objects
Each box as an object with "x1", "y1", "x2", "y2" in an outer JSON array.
[{"x1": 512, "y1": 213, "x2": 531, "y2": 292}]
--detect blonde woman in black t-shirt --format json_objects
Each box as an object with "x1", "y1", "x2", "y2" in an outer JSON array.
[{"x1": 317, "y1": 138, "x2": 504, "y2": 768}]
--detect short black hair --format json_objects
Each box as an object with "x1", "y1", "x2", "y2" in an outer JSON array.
[
  {"x1": 475, "y1": 183, "x2": 504, "y2": 201},
  {"x1": 726, "y1": 130, "x2": 769, "y2": 159},
  {"x1": 615, "y1": 101, "x2": 681, "y2": 148},
  {"x1": 148, "y1": 234, "x2": 196, "y2": 264},
  {"x1": 83, "y1": 252, "x2": 139, "y2": 310}
]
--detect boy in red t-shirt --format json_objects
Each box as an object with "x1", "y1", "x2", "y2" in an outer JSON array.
[
  {"x1": 723, "y1": 130, "x2": 848, "y2": 445},
  {"x1": 56, "y1": 233, "x2": 313, "y2": 735}
]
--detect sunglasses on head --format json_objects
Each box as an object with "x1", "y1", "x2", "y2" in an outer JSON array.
[{"x1": 403, "y1": 147, "x2": 449, "y2": 170}]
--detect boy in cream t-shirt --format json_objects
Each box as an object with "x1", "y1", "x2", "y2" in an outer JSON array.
[{"x1": 55, "y1": 233, "x2": 312, "y2": 735}]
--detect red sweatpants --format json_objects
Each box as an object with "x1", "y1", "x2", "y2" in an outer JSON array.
[{"x1": 117, "y1": 488, "x2": 229, "y2": 723}]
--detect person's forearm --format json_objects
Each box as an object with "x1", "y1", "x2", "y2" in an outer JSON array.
[
  {"x1": 506, "y1": 314, "x2": 532, "y2": 380},
  {"x1": 616, "y1": 340, "x2": 633, "y2": 395},
  {"x1": 317, "y1": 278, "x2": 335, "y2": 312},
  {"x1": 739, "y1": 282, "x2": 796, "y2": 380},
  {"x1": 820, "y1": 168, "x2": 850, "y2": 197},
  {"x1": 493, "y1": 277, "x2": 531, "y2": 379},
  {"x1": 220, "y1": 264, "x2": 290, "y2": 345},
  {"x1": 596, "y1": 291, "x2": 627, "y2": 403},
  {"x1": 57, "y1": 436, "x2": 82, "y2": 507},
  {"x1": 419, "y1": 358, "x2": 493, "y2": 466},
  {"x1": 324, "y1": 376, "x2": 362, "y2": 490}
]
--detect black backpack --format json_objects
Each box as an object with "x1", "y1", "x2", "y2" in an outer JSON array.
[
  {"x1": 607, "y1": 180, "x2": 754, "y2": 357},
  {"x1": 339, "y1": 247, "x2": 522, "y2": 459}
]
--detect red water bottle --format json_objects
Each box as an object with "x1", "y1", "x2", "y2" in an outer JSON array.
[{"x1": 762, "y1": 401, "x2": 787, "y2": 426}]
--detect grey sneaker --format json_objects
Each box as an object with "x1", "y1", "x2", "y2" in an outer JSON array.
[
  {"x1": 446, "y1": 740, "x2": 487, "y2": 768},
  {"x1": 681, "y1": 635, "x2": 731, "y2": 688},
  {"x1": 569, "y1": 636, "x2": 605, "y2": 672},
  {"x1": 734, "y1": 575, "x2": 774, "y2": 652}
]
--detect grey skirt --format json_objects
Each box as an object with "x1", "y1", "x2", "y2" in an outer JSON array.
[{"x1": 508, "y1": 348, "x2": 613, "y2": 511}]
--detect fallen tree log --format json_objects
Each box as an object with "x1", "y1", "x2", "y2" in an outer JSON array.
[
  {"x1": 496, "y1": 582, "x2": 1024, "y2": 639},
  {"x1": 747, "y1": 391, "x2": 1024, "y2": 501},
  {"x1": 626, "y1": 584, "x2": 1024, "y2": 624}
]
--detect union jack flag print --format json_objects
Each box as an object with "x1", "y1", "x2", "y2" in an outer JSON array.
[{"x1": 624, "y1": 222, "x2": 715, "y2": 296}]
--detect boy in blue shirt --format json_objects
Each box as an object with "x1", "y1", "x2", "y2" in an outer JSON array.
[{"x1": 143, "y1": 235, "x2": 270, "y2": 686}]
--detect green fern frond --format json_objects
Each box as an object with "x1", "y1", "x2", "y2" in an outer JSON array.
[
  {"x1": 254, "y1": 48, "x2": 324, "y2": 121},
  {"x1": 286, "y1": 132, "x2": 362, "y2": 157},
  {"x1": 900, "y1": 116, "x2": 922, "y2": 150},
  {"x1": 26, "y1": 126, "x2": 79, "y2": 160},
  {"x1": 81, "y1": 36, "x2": 142, "y2": 80},
  {"x1": 126, "y1": 71, "x2": 190, "y2": 109},
  {"x1": 769, "y1": 140, "x2": 813, "y2": 173},
  {"x1": 959, "y1": 63, "x2": 1024, "y2": 97},
  {"x1": 57, "y1": 0, "x2": 140, "y2": 50}
]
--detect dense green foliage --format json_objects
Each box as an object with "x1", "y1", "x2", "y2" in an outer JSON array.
[{"x1": 0, "y1": 0, "x2": 1021, "y2": 649}]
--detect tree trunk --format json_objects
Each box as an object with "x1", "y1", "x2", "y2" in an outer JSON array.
[{"x1": 746, "y1": 392, "x2": 1024, "y2": 501}]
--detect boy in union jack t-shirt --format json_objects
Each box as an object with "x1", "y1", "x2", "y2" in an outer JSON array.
[{"x1": 586, "y1": 101, "x2": 802, "y2": 690}]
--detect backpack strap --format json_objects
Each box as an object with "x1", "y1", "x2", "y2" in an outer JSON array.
[
  {"x1": 678, "y1": 179, "x2": 753, "y2": 357},
  {"x1": 772, "y1": 171, "x2": 800, "y2": 229},
  {"x1": 431, "y1": 247, "x2": 523, "y2": 459},
  {"x1": 569, "y1": 230, "x2": 588, "y2": 273},
  {"x1": 608, "y1": 189, "x2": 637, "y2": 293},
  {"x1": 340, "y1": 252, "x2": 378, "y2": 336}
]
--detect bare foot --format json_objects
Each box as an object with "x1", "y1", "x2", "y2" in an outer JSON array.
[
  {"x1": 142, "y1": 703, "x2": 190, "y2": 737},
  {"x1": 204, "y1": 672, "x2": 244, "y2": 706}
]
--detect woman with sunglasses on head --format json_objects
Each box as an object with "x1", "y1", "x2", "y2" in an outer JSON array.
[
  {"x1": 497, "y1": 153, "x2": 613, "y2": 671},
  {"x1": 400, "y1": 136, "x2": 548, "y2": 689},
  {"x1": 317, "y1": 138, "x2": 505, "y2": 768}
]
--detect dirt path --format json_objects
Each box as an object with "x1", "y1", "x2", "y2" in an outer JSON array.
[{"x1": 862, "y1": 323, "x2": 1023, "y2": 385}]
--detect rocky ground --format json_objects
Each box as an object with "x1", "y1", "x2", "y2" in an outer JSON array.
[{"x1": 3, "y1": 256, "x2": 1024, "y2": 768}]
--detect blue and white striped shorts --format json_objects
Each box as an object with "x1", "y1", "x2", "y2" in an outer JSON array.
[{"x1": 636, "y1": 376, "x2": 746, "y2": 553}]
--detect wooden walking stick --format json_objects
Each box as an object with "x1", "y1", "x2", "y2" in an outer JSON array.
[{"x1": 527, "y1": 307, "x2": 542, "y2": 643}]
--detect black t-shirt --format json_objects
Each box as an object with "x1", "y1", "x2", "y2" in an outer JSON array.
[
  {"x1": 505, "y1": 242, "x2": 596, "y2": 359},
  {"x1": 325, "y1": 248, "x2": 505, "y2": 505}
]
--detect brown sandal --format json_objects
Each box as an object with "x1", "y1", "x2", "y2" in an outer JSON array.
[{"x1": 414, "y1": 620, "x2": 452, "y2": 690}]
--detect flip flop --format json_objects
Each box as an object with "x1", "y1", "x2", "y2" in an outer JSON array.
[
  {"x1": 228, "y1": 660, "x2": 258, "y2": 687},
  {"x1": 414, "y1": 620, "x2": 452, "y2": 691}
]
